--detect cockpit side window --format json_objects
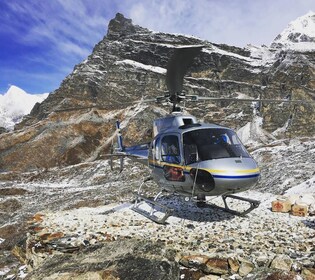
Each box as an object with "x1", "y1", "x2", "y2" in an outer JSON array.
[
  {"x1": 161, "y1": 135, "x2": 181, "y2": 164},
  {"x1": 152, "y1": 137, "x2": 160, "y2": 161},
  {"x1": 183, "y1": 133, "x2": 198, "y2": 164}
]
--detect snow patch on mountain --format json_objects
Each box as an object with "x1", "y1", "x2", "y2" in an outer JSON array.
[
  {"x1": 245, "y1": 44, "x2": 277, "y2": 67},
  {"x1": 237, "y1": 116, "x2": 276, "y2": 147},
  {"x1": 271, "y1": 11, "x2": 315, "y2": 51},
  {"x1": 0, "y1": 85, "x2": 49, "y2": 130},
  {"x1": 115, "y1": 59, "x2": 166, "y2": 74},
  {"x1": 285, "y1": 175, "x2": 315, "y2": 195},
  {"x1": 203, "y1": 47, "x2": 253, "y2": 64}
]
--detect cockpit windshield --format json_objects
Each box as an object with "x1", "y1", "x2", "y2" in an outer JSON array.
[{"x1": 183, "y1": 128, "x2": 250, "y2": 164}]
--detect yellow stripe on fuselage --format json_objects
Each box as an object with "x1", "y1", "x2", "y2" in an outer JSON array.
[{"x1": 148, "y1": 160, "x2": 260, "y2": 175}]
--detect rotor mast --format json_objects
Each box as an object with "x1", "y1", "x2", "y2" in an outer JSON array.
[{"x1": 165, "y1": 46, "x2": 203, "y2": 112}]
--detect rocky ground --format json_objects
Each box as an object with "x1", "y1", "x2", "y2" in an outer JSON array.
[{"x1": 0, "y1": 139, "x2": 315, "y2": 280}]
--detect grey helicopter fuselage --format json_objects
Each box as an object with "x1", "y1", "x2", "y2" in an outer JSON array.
[{"x1": 121, "y1": 113, "x2": 260, "y2": 198}]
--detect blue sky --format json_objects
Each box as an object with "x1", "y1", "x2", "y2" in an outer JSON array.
[{"x1": 0, "y1": 0, "x2": 314, "y2": 94}]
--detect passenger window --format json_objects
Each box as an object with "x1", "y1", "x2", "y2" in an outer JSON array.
[{"x1": 161, "y1": 135, "x2": 181, "y2": 164}]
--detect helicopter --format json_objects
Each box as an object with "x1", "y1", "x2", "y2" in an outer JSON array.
[{"x1": 110, "y1": 45, "x2": 311, "y2": 224}]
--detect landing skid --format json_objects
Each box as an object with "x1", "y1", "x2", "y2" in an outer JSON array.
[
  {"x1": 131, "y1": 177, "x2": 174, "y2": 224},
  {"x1": 204, "y1": 194, "x2": 260, "y2": 216},
  {"x1": 132, "y1": 194, "x2": 174, "y2": 224},
  {"x1": 132, "y1": 178, "x2": 260, "y2": 224}
]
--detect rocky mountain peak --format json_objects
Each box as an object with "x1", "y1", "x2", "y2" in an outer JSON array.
[
  {"x1": 271, "y1": 11, "x2": 315, "y2": 50},
  {"x1": 107, "y1": 12, "x2": 150, "y2": 39},
  {"x1": 0, "y1": 13, "x2": 314, "y2": 172}
]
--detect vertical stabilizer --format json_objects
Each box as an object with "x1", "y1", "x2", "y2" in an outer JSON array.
[{"x1": 116, "y1": 121, "x2": 124, "y2": 151}]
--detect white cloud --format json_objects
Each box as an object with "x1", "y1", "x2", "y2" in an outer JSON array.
[
  {"x1": 4, "y1": 0, "x2": 315, "y2": 52},
  {"x1": 1, "y1": 0, "x2": 315, "y2": 94},
  {"x1": 5, "y1": 0, "x2": 315, "y2": 54},
  {"x1": 122, "y1": 0, "x2": 315, "y2": 47},
  {"x1": 5, "y1": 1, "x2": 106, "y2": 57},
  {"x1": 58, "y1": 41, "x2": 91, "y2": 58}
]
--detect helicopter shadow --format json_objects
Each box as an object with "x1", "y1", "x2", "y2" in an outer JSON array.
[
  {"x1": 151, "y1": 195, "x2": 235, "y2": 223},
  {"x1": 302, "y1": 219, "x2": 315, "y2": 229}
]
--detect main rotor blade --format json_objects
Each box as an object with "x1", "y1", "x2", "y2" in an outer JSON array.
[
  {"x1": 166, "y1": 46, "x2": 203, "y2": 98},
  {"x1": 190, "y1": 96, "x2": 315, "y2": 105}
]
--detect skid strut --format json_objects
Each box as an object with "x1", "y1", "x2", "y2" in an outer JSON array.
[
  {"x1": 131, "y1": 177, "x2": 174, "y2": 224},
  {"x1": 208, "y1": 194, "x2": 260, "y2": 216}
]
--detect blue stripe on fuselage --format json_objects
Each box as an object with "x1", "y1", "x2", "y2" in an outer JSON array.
[{"x1": 213, "y1": 174, "x2": 260, "y2": 179}]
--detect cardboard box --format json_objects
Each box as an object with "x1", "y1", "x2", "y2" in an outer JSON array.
[
  {"x1": 291, "y1": 203, "x2": 308, "y2": 217},
  {"x1": 271, "y1": 199, "x2": 292, "y2": 213}
]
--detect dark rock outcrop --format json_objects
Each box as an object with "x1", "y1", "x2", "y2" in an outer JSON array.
[
  {"x1": 0, "y1": 127, "x2": 7, "y2": 134},
  {"x1": 26, "y1": 240, "x2": 179, "y2": 280}
]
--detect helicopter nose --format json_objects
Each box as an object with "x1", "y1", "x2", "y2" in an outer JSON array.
[{"x1": 190, "y1": 168, "x2": 215, "y2": 192}]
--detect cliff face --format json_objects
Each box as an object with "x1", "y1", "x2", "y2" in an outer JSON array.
[{"x1": 0, "y1": 13, "x2": 314, "y2": 172}]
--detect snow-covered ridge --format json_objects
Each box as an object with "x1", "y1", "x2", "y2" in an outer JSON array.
[
  {"x1": 115, "y1": 59, "x2": 166, "y2": 74},
  {"x1": 0, "y1": 85, "x2": 49, "y2": 130},
  {"x1": 271, "y1": 11, "x2": 315, "y2": 51}
]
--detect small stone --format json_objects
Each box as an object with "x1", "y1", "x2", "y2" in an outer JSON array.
[
  {"x1": 302, "y1": 267, "x2": 315, "y2": 279},
  {"x1": 238, "y1": 259, "x2": 254, "y2": 277},
  {"x1": 270, "y1": 255, "x2": 293, "y2": 271},
  {"x1": 199, "y1": 275, "x2": 221, "y2": 280},
  {"x1": 30, "y1": 213, "x2": 45, "y2": 223},
  {"x1": 186, "y1": 224, "x2": 195, "y2": 230},
  {"x1": 90, "y1": 238, "x2": 97, "y2": 245},
  {"x1": 180, "y1": 268, "x2": 204, "y2": 280},
  {"x1": 228, "y1": 257, "x2": 240, "y2": 273},
  {"x1": 46, "y1": 232, "x2": 64, "y2": 241},
  {"x1": 301, "y1": 259, "x2": 314, "y2": 268},
  {"x1": 179, "y1": 255, "x2": 209, "y2": 269},
  {"x1": 264, "y1": 270, "x2": 302, "y2": 280},
  {"x1": 291, "y1": 261, "x2": 303, "y2": 273},
  {"x1": 33, "y1": 226, "x2": 45, "y2": 233},
  {"x1": 203, "y1": 257, "x2": 229, "y2": 275},
  {"x1": 256, "y1": 255, "x2": 271, "y2": 267}
]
